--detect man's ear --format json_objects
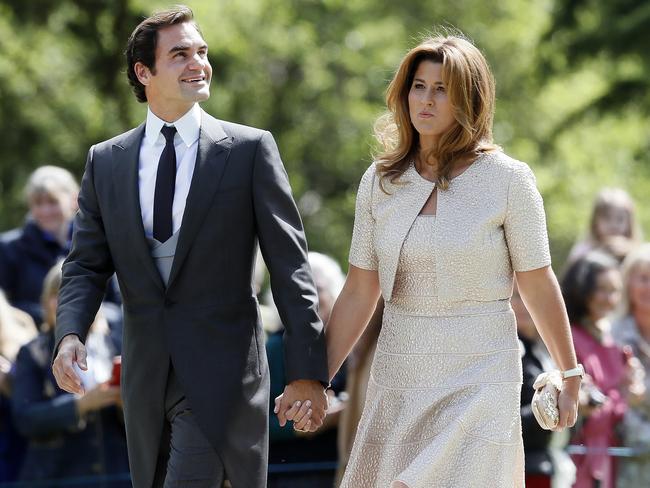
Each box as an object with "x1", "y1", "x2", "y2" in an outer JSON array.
[{"x1": 134, "y1": 62, "x2": 153, "y2": 86}]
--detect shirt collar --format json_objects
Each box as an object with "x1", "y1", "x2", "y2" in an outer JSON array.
[{"x1": 145, "y1": 104, "x2": 202, "y2": 147}]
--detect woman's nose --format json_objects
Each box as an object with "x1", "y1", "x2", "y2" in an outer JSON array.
[{"x1": 422, "y1": 88, "x2": 434, "y2": 105}]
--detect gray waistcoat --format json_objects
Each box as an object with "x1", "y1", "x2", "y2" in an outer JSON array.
[
  {"x1": 147, "y1": 231, "x2": 180, "y2": 287},
  {"x1": 148, "y1": 231, "x2": 184, "y2": 409}
]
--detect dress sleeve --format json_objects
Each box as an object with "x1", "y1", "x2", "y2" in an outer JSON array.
[
  {"x1": 348, "y1": 165, "x2": 378, "y2": 271},
  {"x1": 504, "y1": 163, "x2": 551, "y2": 272}
]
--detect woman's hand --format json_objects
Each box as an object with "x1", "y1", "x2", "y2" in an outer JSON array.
[
  {"x1": 555, "y1": 376, "x2": 580, "y2": 431},
  {"x1": 273, "y1": 394, "x2": 314, "y2": 432}
]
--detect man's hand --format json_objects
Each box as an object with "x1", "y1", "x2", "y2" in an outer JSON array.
[
  {"x1": 274, "y1": 379, "x2": 328, "y2": 432},
  {"x1": 52, "y1": 334, "x2": 87, "y2": 395}
]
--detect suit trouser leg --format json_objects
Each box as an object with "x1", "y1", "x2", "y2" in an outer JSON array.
[{"x1": 161, "y1": 369, "x2": 225, "y2": 488}]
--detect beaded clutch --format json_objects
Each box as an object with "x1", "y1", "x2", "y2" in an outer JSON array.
[{"x1": 531, "y1": 370, "x2": 563, "y2": 430}]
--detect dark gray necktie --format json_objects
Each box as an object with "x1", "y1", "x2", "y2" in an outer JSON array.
[{"x1": 153, "y1": 125, "x2": 177, "y2": 242}]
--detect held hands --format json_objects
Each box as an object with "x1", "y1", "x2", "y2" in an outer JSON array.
[
  {"x1": 52, "y1": 334, "x2": 88, "y2": 395},
  {"x1": 554, "y1": 376, "x2": 580, "y2": 432},
  {"x1": 274, "y1": 379, "x2": 328, "y2": 433}
]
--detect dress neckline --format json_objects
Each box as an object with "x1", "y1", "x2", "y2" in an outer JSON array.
[{"x1": 411, "y1": 151, "x2": 488, "y2": 185}]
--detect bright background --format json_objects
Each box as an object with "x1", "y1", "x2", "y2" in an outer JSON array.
[{"x1": 1, "y1": 0, "x2": 648, "y2": 267}]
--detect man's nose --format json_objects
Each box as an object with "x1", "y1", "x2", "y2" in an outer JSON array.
[{"x1": 188, "y1": 53, "x2": 205, "y2": 69}]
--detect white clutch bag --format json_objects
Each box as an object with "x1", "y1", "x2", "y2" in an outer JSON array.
[{"x1": 531, "y1": 370, "x2": 563, "y2": 430}]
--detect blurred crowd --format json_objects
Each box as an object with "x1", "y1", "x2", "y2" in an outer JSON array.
[{"x1": 0, "y1": 165, "x2": 649, "y2": 487}]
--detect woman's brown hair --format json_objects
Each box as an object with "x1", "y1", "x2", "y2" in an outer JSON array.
[{"x1": 375, "y1": 33, "x2": 499, "y2": 190}]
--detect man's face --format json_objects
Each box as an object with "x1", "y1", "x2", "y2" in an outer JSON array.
[{"x1": 136, "y1": 22, "x2": 212, "y2": 120}]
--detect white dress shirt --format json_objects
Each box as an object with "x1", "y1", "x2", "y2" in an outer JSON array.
[{"x1": 139, "y1": 104, "x2": 201, "y2": 238}]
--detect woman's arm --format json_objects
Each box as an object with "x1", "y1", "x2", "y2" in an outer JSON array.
[
  {"x1": 275, "y1": 264, "x2": 380, "y2": 431},
  {"x1": 516, "y1": 265, "x2": 581, "y2": 430},
  {"x1": 326, "y1": 265, "x2": 381, "y2": 382}
]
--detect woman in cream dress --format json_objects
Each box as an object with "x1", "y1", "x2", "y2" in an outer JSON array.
[{"x1": 277, "y1": 34, "x2": 582, "y2": 487}]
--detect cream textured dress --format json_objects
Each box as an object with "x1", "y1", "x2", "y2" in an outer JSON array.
[{"x1": 340, "y1": 151, "x2": 551, "y2": 488}]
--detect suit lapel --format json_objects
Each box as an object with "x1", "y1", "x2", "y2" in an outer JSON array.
[
  {"x1": 111, "y1": 123, "x2": 165, "y2": 292},
  {"x1": 167, "y1": 112, "x2": 233, "y2": 289},
  {"x1": 380, "y1": 164, "x2": 435, "y2": 300}
]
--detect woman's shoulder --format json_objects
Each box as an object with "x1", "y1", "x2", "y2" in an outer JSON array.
[
  {"x1": 476, "y1": 150, "x2": 535, "y2": 178},
  {"x1": 355, "y1": 161, "x2": 381, "y2": 194}
]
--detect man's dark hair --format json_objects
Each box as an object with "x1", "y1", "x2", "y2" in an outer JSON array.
[{"x1": 125, "y1": 5, "x2": 202, "y2": 103}]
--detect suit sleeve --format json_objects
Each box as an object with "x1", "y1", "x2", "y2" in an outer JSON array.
[
  {"x1": 54, "y1": 146, "x2": 115, "y2": 355},
  {"x1": 252, "y1": 131, "x2": 328, "y2": 385}
]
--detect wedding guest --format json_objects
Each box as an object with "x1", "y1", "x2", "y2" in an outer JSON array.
[
  {"x1": 277, "y1": 32, "x2": 582, "y2": 487},
  {"x1": 0, "y1": 166, "x2": 78, "y2": 323},
  {"x1": 0, "y1": 291, "x2": 37, "y2": 482},
  {"x1": 267, "y1": 252, "x2": 346, "y2": 488},
  {"x1": 514, "y1": 281, "x2": 575, "y2": 488},
  {"x1": 561, "y1": 251, "x2": 642, "y2": 488},
  {"x1": 612, "y1": 243, "x2": 650, "y2": 488},
  {"x1": 568, "y1": 187, "x2": 642, "y2": 264},
  {"x1": 12, "y1": 263, "x2": 129, "y2": 484}
]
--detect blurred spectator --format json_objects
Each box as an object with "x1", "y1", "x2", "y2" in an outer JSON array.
[
  {"x1": 11, "y1": 263, "x2": 129, "y2": 485},
  {"x1": 0, "y1": 291, "x2": 37, "y2": 482},
  {"x1": 561, "y1": 251, "x2": 642, "y2": 488},
  {"x1": 568, "y1": 188, "x2": 642, "y2": 264},
  {"x1": 513, "y1": 281, "x2": 575, "y2": 488},
  {"x1": 0, "y1": 166, "x2": 78, "y2": 323},
  {"x1": 266, "y1": 252, "x2": 346, "y2": 488},
  {"x1": 334, "y1": 298, "x2": 382, "y2": 487},
  {"x1": 612, "y1": 243, "x2": 650, "y2": 487}
]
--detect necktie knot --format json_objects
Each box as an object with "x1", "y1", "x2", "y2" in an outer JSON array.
[{"x1": 161, "y1": 125, "x2": 177, "y2": 144}]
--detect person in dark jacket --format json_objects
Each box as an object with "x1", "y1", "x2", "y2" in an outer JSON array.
[
  {"x1": 0, "y1": 291, "x2": 37, "y2": 482},
  {"x1": 267, "y1": 252, "x2": 347, "y2": 487},
  {"x1": 11, "y1": 263, "x2": 129, "y2": 486},
  {"x1": 0, "y1": 166, "x2": 78, "y2": 324},
  {"x1": 514, "y1": 280, "x2": 576, "y2": 488}
]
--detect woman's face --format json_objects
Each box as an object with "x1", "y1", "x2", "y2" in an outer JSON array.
[
  {"x1": 408, "y1": 60, "x2": 456, "y2": 149},
  {"x1": 587, "y1": 268, "x2": 622, "y2": 322},
  {"x1": 29, "y1": 191, "x2": 75, "y2": 235},
  {"x1": 596, "y1": 206, "x2": 630, "y2": 239},
  {"x1": 628, "y1": 262, "x2": 650, "y2": 316}
]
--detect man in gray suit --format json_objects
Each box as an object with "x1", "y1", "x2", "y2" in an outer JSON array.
[{"x1": 52, "y1": 6, "x2": 328, "y2": 487}]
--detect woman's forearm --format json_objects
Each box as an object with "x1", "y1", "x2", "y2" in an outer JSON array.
[
  {"x1": 516, "y1": 266, "x2": 578, "y2": 371},
  {"x1": 326, "y1": 268, "x2": 381, "y2": 381}
]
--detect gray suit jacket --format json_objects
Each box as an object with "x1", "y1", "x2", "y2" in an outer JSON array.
[{"x1": 55, "y1": 110, "x2": 328, "y2": 488}]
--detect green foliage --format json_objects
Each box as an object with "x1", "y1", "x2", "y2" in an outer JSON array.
[{"x1": 0, "y1": 0, "x2": 648, "y2": 270}]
